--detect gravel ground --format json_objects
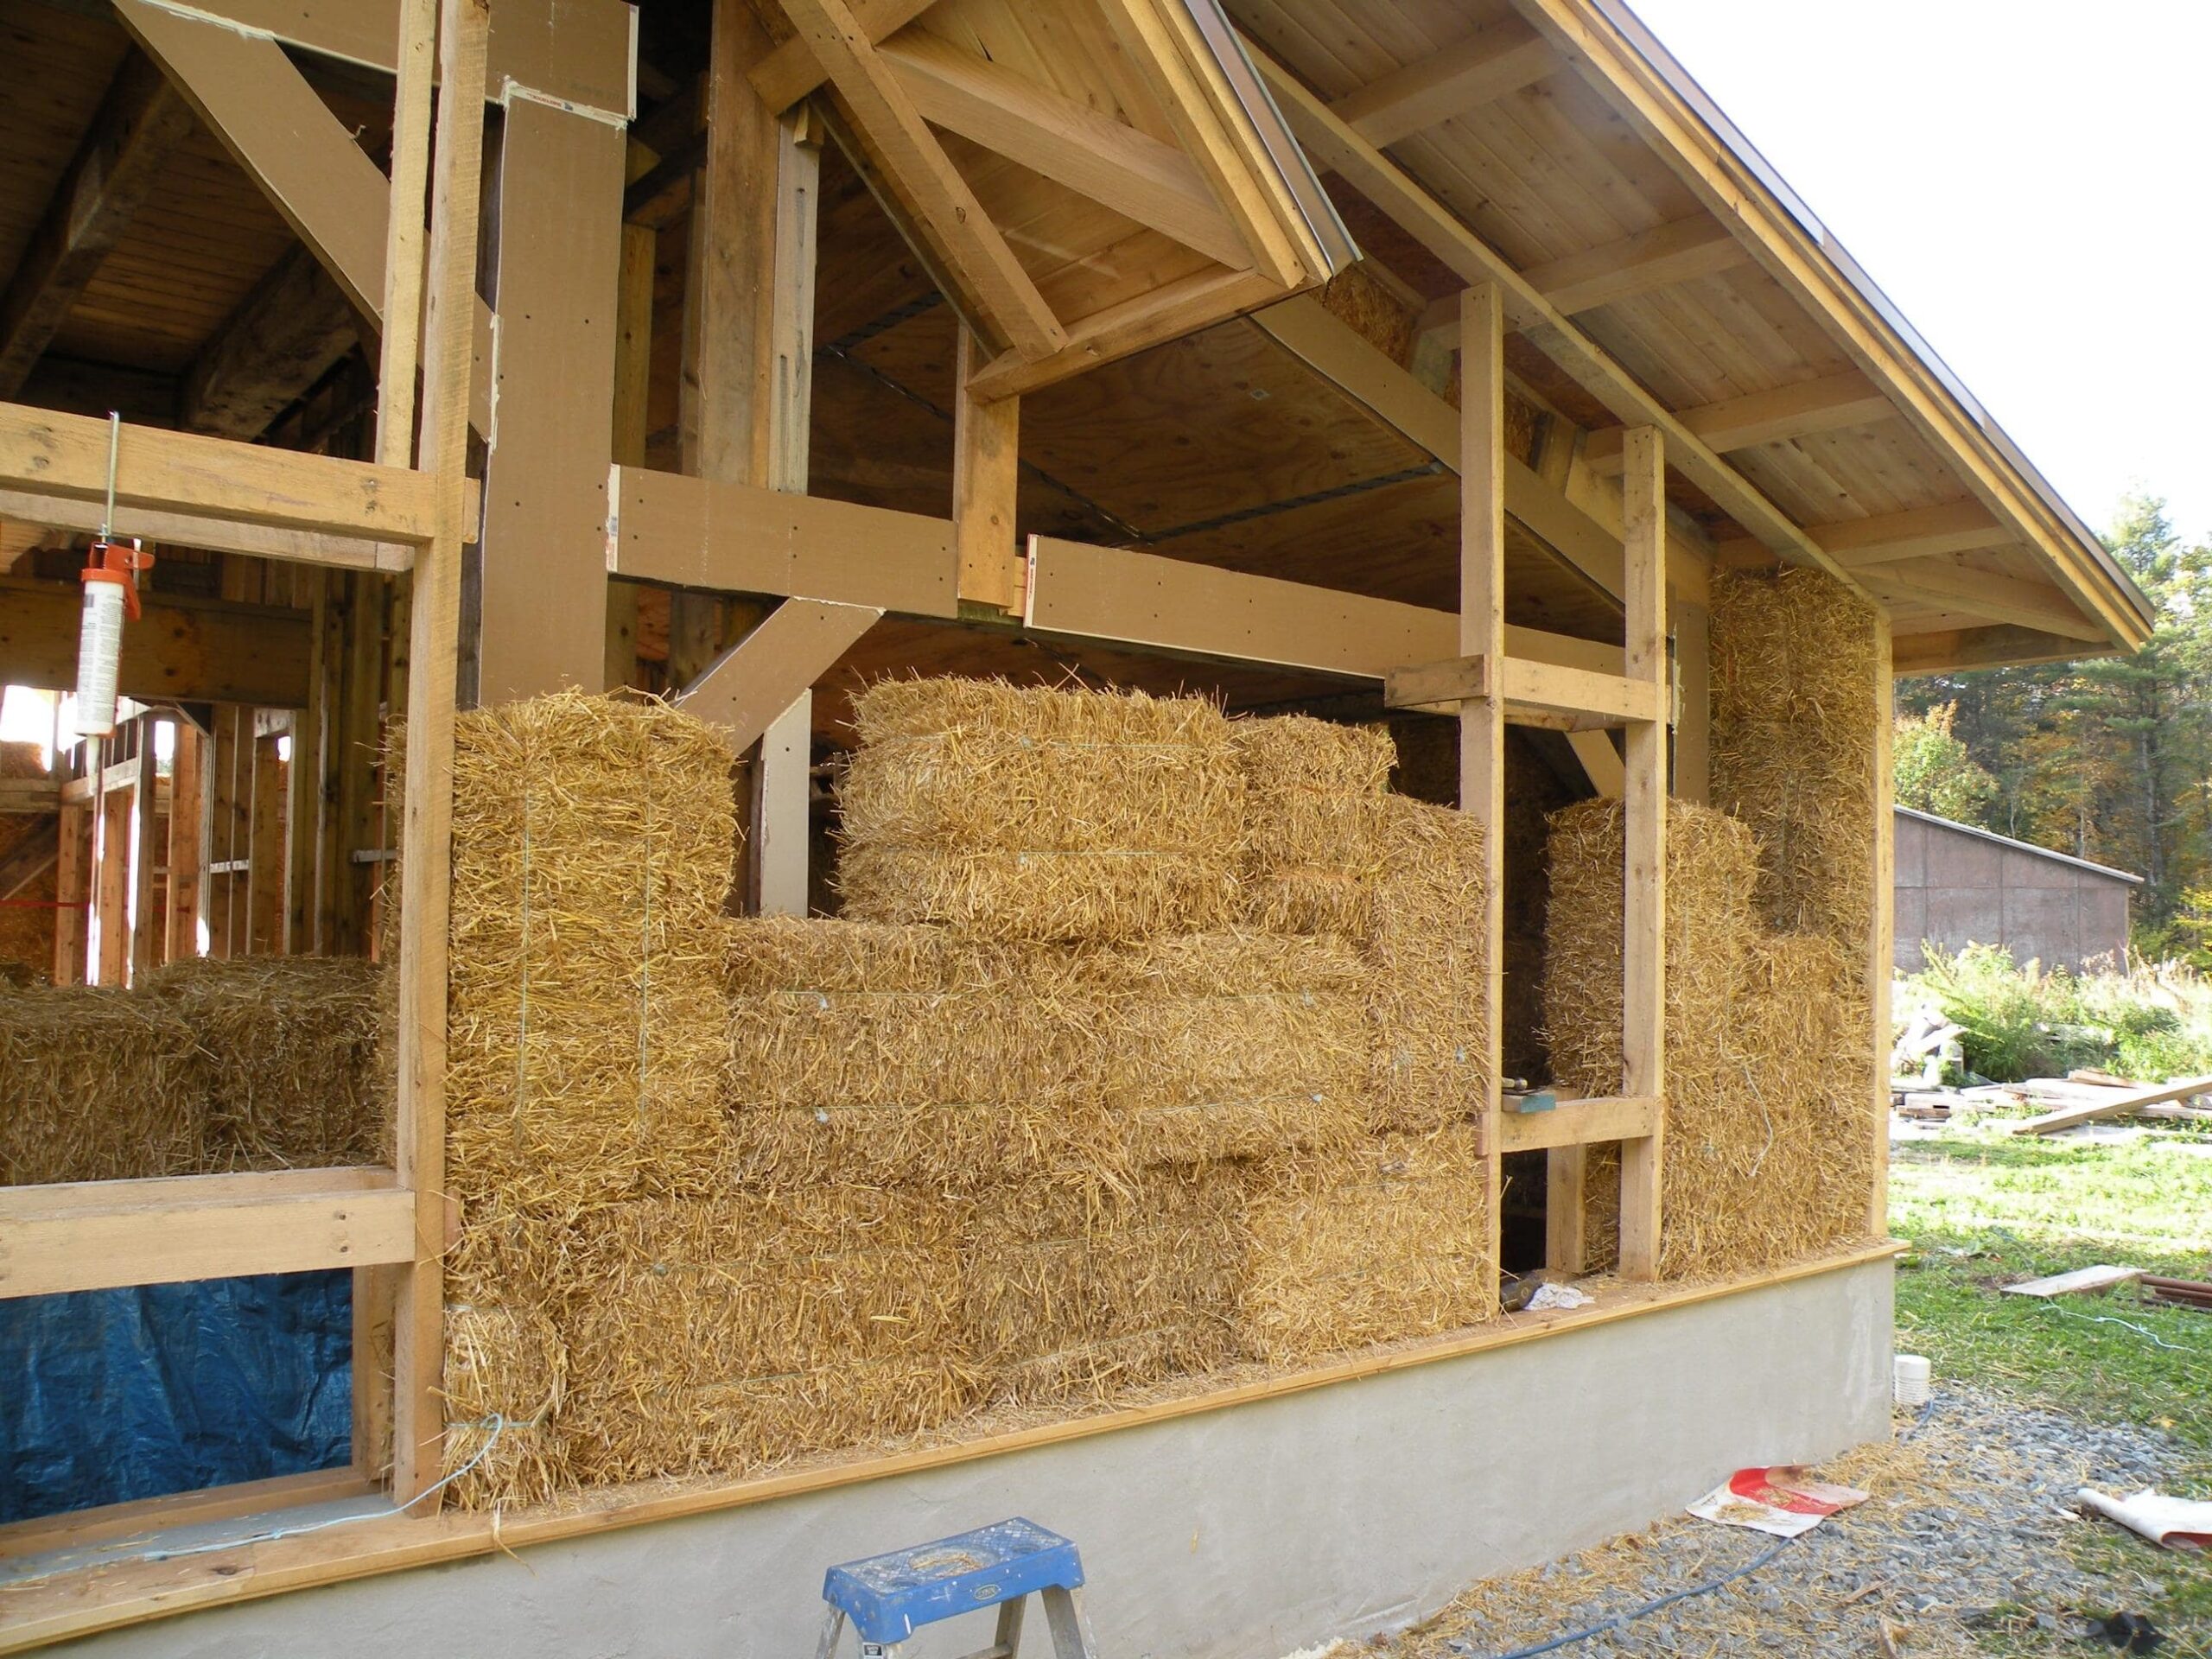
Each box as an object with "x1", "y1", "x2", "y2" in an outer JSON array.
[{"x1": 1373, "y1": 1386, "x2": 2202, "y2": 1659}]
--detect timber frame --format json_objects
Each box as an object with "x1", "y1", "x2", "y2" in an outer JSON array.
[{"x1": 0, "y1": 0, "x2": 2146, "y2": 1643}]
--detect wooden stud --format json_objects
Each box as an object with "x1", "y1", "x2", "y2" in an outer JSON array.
[
  {"x1": 286, "y1": 575, "x2": 330, "y2": 953},
  {"x1": 1458, "y1": 282, "x2": 1507, "y2": 1301},
  {"x1": 54, "y1": 802, "x2": 87, "y2": 984},
  {"x1": 477, "y1": 93, "x2": 627, "y2": 702},
  {"x1": 605, "y1": 222, "x2": 656, "y2": 692},
  {"x1": 95, "y1": 743, "x2": 130, "y2": 987},
  {"x1": 1673, "y1": 601, "x2": 1709, "y2": 804},
  {"x1": 750, "y1": 693, "x2": 812, "y2": 917},
  {"x1": 1868, "y1": 613, "x2": 1894, "y2": 1235},
  {"x1": 166, "y1": 720, "x2": 205, "y2": 963},
  {"x1": 248, "y1": 728, "x2": 286, "y2": 955},
  {"x1": 129, "y1": 718, "x2": 159, "y2": 983},
  {"x1": 1617, "y1": 424, "x2": 1667, "y2": 1282},
  {"x1": 390, "y1": 0, "x2": 490, "y2": 1511},
  {"x1": 953, "y1": 326, "x2": 1022, "y2": 611},
  {"x1": 375, "y1": 0, "x2": 436, "y2": 473}
]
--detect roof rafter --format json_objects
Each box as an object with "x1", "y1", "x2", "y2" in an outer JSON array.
[
  {"x1": 752, "y1": 0, "x2": 938, "y2": 111},
  {"x1": 1865, "y1": 557, "x2": 2107, "y2": 642},
  {"x1": 1328, "y1": 16, "x2": 1557, "y2": 146},
  {"x1": 1245, "y1": 39, "x2": 1859, "y2": 591},
  {"x1": 877, "y1": 32, "x2": 1249, "y2": 269},
  {"x1": 1582, "y1": 369, "x2": 1893, "y2": 472},
  {"x1": 0, "y1": 52, "x2": 196, "y2": 399},
  {"x1": 779, "y1": 0, "x2": 1067, "y2": 360},
  {"x1": 1518, "y1": 214, "x2": 1748, "y2": 315}
]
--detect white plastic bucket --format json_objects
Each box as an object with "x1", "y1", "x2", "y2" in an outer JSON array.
[{"x1": 1893, "y1": 1352, "x2": 1932, "y2": 1408}]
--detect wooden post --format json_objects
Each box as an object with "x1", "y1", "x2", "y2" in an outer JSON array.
[
  {"x1": 391, "y1": 0, "x2": 488, "y2": 1510},
  {"x1": 1868, "y1": 613, "x2": 1894, "y2": 1236},
  {"x1": 606, "y1": 220, "x2": 655, "y2": 692},
  {"x1": 750, "y1": 693, "x2": 811, "y2": 916},
  {"x1": 208, "y1": 704, "x2": 246, "y2": 957},
  {"x1": 1457, "y1": 282, "x2": 1506, "y2": 1294},
  {"x1": 287, "y1": 572, "x2": 330, "y2": 952},
  {"x1": 129, "y1": 716, "x2": 159, "y2": 982},
  {"x1": 166, "y1": 718, "x2": 205, "y2": 962},
  {"x1": 478, "y1": 91, "x2": 626, "y2": 701},
  {"x1": 54, "y1": 802, "x2": 87, "y2": 983},
  {"x1": 247, "y1": 724, "x2": 287, "y2": 955},
  {"x1": 953, "y1": 323, "x2": 1021, "y2": 611},
  {"x1": 1617, "y1": 425, "x2": 1667, "y2": 1282},
  {"x1": 1672, "y1": 599, "x2": 1709, "y2": 804},
  {"x1": 95, "y1": 743, "x2": 130, "y2": 986}
]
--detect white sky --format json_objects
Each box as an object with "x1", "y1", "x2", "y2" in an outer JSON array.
[{"x1": 1625, "y1": 0, "x2": 2212, "y2": 550}]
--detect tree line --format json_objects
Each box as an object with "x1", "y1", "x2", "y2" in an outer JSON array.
[{"x1": 1893, "y1": 493, "x2": 2212, "y2": 959}]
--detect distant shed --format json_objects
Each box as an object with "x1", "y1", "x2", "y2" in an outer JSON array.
[{"x1": 1894, "y1": 806, "x2": 2141, "y2": 974}]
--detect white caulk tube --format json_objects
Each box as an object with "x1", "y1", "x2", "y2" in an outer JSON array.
[{"x1": 75, "y1": 576, "x2": 125, "y2": 737}]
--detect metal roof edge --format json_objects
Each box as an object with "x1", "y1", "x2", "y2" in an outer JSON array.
[{"x1": 1895, "y1": 804, "x2": 2144, "y2": 885}]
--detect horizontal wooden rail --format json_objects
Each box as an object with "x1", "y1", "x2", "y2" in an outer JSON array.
[
  {"x1": 609, "y1": 465, "x2": 957, "y2": 618},
  {"x1": 0, "y1": 404, "x2": 444, "y2": 549},
  {"x1": 1384, "y1": 654, "x2": 1668, "y2": 730},
  {"x1": 1497, "y1": 1094, "x2": 1659, "y2": 1154},
  {"x1": 0, "y1": 1166, "x2": 413, "y2": 1299}
]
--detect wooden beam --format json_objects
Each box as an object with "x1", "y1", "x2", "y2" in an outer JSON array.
[
  {"x1": 610, "y1": 466, "x2": 957, "y2": 617},
  {"x1": 1617, "y1": 425, "x2": 1666, "y2": 1282},
  {"x1": 1249, "y1": 296, "x2": 1706, "y2": 602},
  {"x1": 1500, "y1": 1094, "x2": 1659, "y2": 1154},
  {"x1": 128, "y1": 0, "x2": 633, "y2": 117},
  {"x1": 1566, "y1": 729, "x2": 1623, "y2": 798},
  {"x1": 953, "y1": 326, "x2": 1021, "y2": 611},
  {"x1": 964, "y1": 265, "x2": 1285, "y2": 403},
  {"x1": 1866, "y1": 558, "x2": 2108, "y2": 642},
  {"x1": 0, "y1": 485, "x2": 407, "y2": 575},
  {"x1": 1582, "y1": 370, "x2": 1892, "y2": 472},
  {"x1": 181, "y1": 245, "x2": 362, "y2": 442},
  {"x1": 391, "y1": 0, "x2": 488, "y2": 1511},
  {"x1": 477, "y1": 95, "x2": 626, "y2": 701},
  {"x1": 786, "y1": 0, "x2": 1065, "y2": 359},
  {"x1": 0, "y1": 578, "x2": 313, "y2": 706},
  {"x1": 1521, "y1": 215, "x2": 1747, "y2": 315},
  {"x1": 1891, "y1": 623, "x2": 2089, "y2": 677},
  {"x1": 0, "y1": 404, "x2": 442, "y2": 545},
  {"x1": 0, "y1": 1169, "x2": 413, "y2": 1300},
  {"x1": 677, "y1": 598, "x2": 880, "y2": 753},
  {"x1": 750, "y1": 0, "x2": 938, "y2": 111},
  {"x1": 0, "y1": 53, "x2": 196, "y2": 398},
  {"x1": 1330, "y1": 17, "x2": 1556, "y2": 146},
  {"x1": 115, "y1": 0, "x2": 496, "y2": 440},
  {"x1": 1459, "y1": 281, "x2": 1508, "y2": 1313},
  {"x1": 878, "y1": 33, "x2": 1248, "y2": 269},
  {"x1": 1246, "y1": 47, "x2": 1859, "y2": 588},
  {"x1": 1815, "y1": 499, "x2": 2012, "y2": 566},
  {"x1": 1384, "y1": 654, "x2": 1664, "y2": 728}
]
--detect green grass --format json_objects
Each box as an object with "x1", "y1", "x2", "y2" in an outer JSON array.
[{"x1": 1891, "y1": 1127, "x2": 2212, "y2": 1644}]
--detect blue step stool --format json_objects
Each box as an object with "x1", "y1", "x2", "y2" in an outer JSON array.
[{"x1": 816, "y1": 1519, "x2": 1097, "y2": 1659}]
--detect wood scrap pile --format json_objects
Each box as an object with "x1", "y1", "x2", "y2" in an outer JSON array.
[{"x1": 1891, "y1": 1070, "x2": 2212, "y2": 1132}]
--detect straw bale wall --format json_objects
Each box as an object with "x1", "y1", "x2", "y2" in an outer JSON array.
[
  {"x1": 1544, "y1": 654, "x2": 1880, "y2": 1279},
  {"x1": 434, "y1": 686, "x2": 1503, "y2": 1509},
  {"x1": 0, "y1": 988, "x2": 206, "y2": 1184}
]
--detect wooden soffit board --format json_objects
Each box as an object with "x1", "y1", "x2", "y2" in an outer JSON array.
[{"x1": 761, "y1": 0, "x2": 1354, "y2": 397}]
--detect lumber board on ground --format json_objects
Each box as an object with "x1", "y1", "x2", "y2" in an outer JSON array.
[
  {"x1": 2000, "y1": 1265, "x2": 2143, "y2": 1300},
  {"x1": 1999, "y1": 1076, "x2": 2212, "y2": 1135}
]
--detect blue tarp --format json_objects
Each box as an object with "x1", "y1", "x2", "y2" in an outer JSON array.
[{"x1": 0, "y1": 1270, "x2": 353, "y2": 1524}]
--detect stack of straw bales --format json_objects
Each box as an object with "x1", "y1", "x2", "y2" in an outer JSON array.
[
  {"x1": 0, "y1": 988, "x2": 206, "y2": 1184},
  {"x1": 435, "y1": 684, "x2": 1510, "y2": 1509},
  {"x1": 149, "y1": 957, "x2": 391, "y2": 1169},
  {"x1": 1543, "y1": 796, "x2": 1876, "y2": 1278},
  {"x1": 836, "y1": 679, "x2": 1244, "y2": 942}
]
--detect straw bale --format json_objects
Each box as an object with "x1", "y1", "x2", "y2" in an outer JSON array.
[
  {"x1": 557, "y1": 1186, "x2": 975, "y2": 1484},
  {"x1": 1231, "y1": 715, "x2": 1395, "y2": 936},
  {"x1": 446, "y1": 691, "x2": 737, "y2": 1217},
  {"x1": 721, "y1": 916, "x2": 1103, "y2": 1187},
  {"x1": 963, "y1": 1165, "x2": 1255, "y2": 1404},
  {"x1": 0, "y1": 744, "x2": 54, "y2": 982},
  {"x1": 147, "y1": 957, "x2": 391, "y2": 1170},
  {"x1": 1364, "y1": 796, "x2": 1492, "y2": 1133},
  {"x1": 836, "y1": 678, "x2": 1243, "y2": 943},
  {"x1": 1243, "y1": 1121, "x2": 1496, "y2": 1366},
  {"x1": 1545, "y1": 798, "x2": 1877, "y2": 1277},
  {"x1": 1077, "y1": 931, "x2": 1370, "y2": 1165},
  {"x1": 0, "y1": 986, "x2": 205, "y2": 1184},
  {"x1": 1709, "y1": 568, "x2": 1879, "y2": 950},
  {"x1": 440, "y1": 1300, "x2": 571, "y2": 1510},
  {"x1": 1316, "y1": 261, "x2": 1416, "y2": 365}
]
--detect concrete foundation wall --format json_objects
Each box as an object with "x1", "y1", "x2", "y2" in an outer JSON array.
[{"x1": 62, "y1": 1261, "x2": 1893, "y2": 1659}]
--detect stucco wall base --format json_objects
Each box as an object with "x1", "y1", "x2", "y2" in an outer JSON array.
[{"x1": 58, "y1": 1261, "x2": 1893, "y2": 1659}]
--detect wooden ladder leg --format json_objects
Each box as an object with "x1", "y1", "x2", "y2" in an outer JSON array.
[
  {"x1": 1039, "y1": 1586, "x2": 1098, "y2": 1659},
  {"x1": 813, "y1": 1606, "x2": 847, "y2": 1659},
  {"x1": 993, "y1": 1592, "x2": 1027, "y2": 1659}
]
